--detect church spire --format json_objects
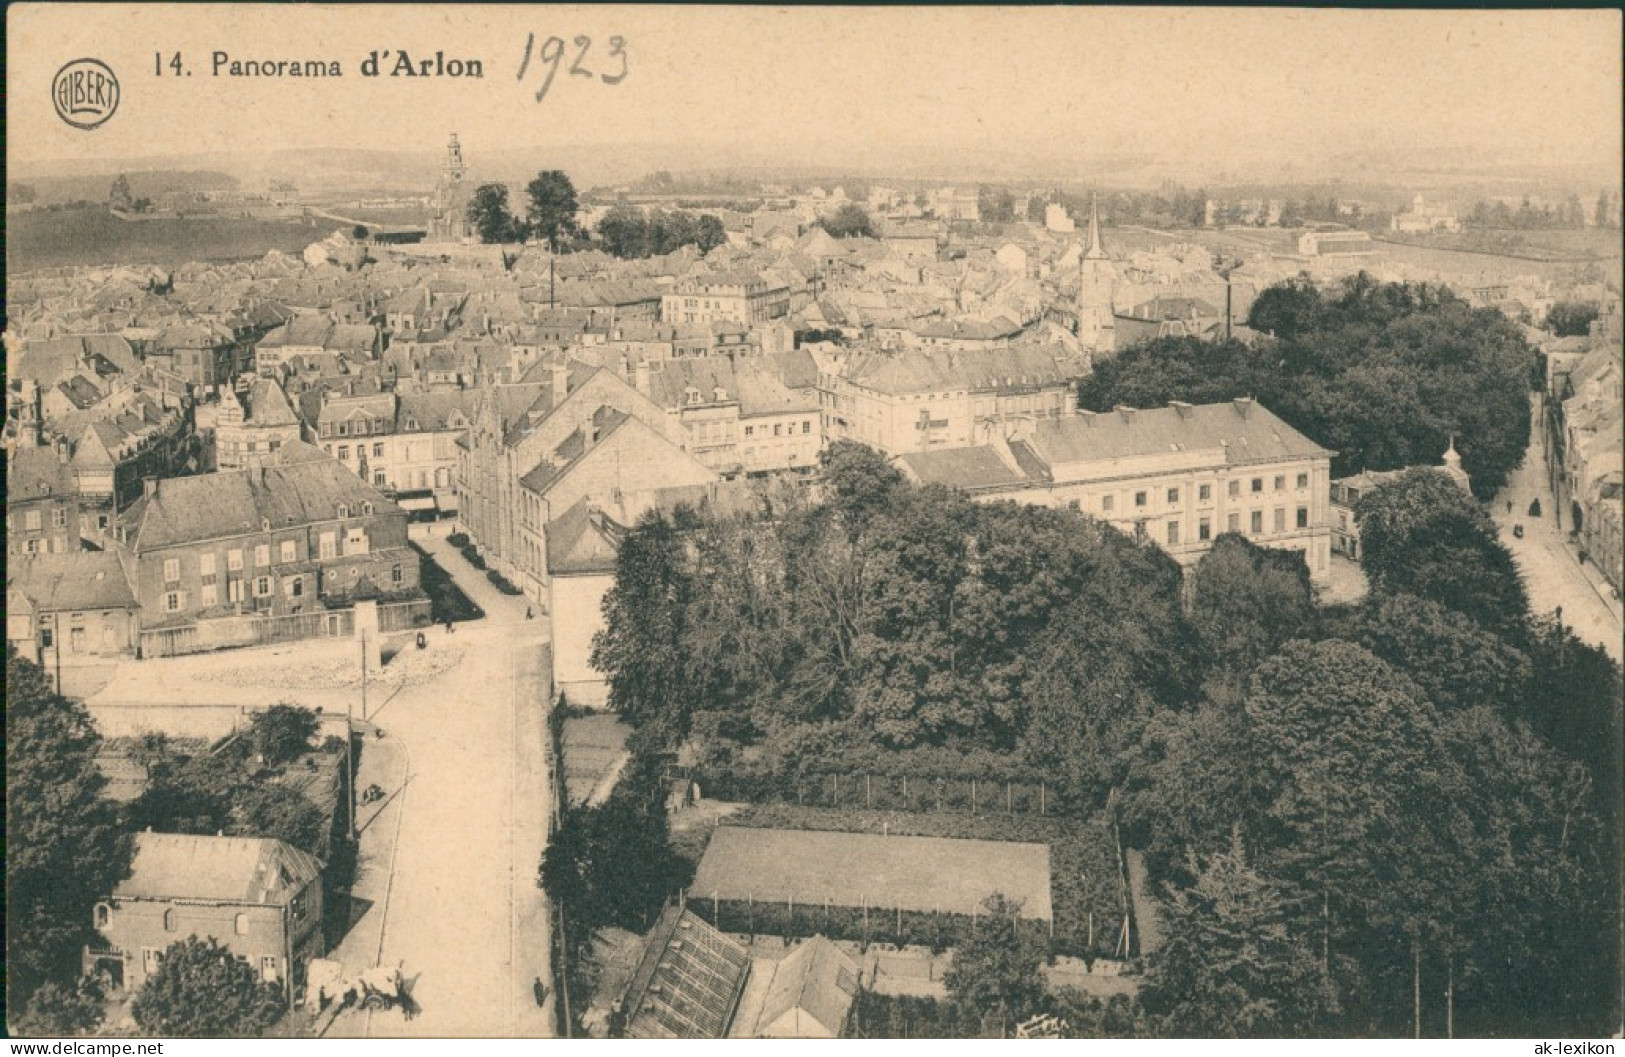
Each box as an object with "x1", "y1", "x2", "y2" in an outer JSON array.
[{"x1": 1083, "y1": 193, "x2": 1108, "y2": 260}]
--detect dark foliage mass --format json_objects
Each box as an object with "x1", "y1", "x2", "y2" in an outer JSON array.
[
  {"x1": 595, "y1": 205, "x2": 727, "y2": 258},
  {"x1": 1078, "y1": 274, "x2": 1536, "y2": 498},
  {"x1": 130, "y1": 936, "x2": 284, "y2": 1037},
  {"x1": 7, "y1": 657, "x2": 135, "y2": 1010}
]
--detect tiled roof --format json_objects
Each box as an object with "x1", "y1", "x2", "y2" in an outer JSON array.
[
  {"x1": 755, "y1": 936, "x2": 858, "y2": 1038},
  {"x1": 9, "y1": 549, "x2": 138, "y2": 611},
  {"x1": 122, "y1": 459, "x2": 401, "y2": 551},
  {"x1": 896, "y1": 446, "x2": 1030, "y2": 491},
  {"x1": 545, "y1": 498, "x2": 625, "y2": 575},
  {"x1": 115, "y1": 833, "x2": 322, "y2": 905},
  {"x1": 1031, "y1": 399, "x2": 1332, "y2": 467}
]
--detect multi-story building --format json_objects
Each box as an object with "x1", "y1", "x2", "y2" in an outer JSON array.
[
  {"x1": 1329, "y1": 443, "x2": 1471, "y2": 560},
  {"x1": 112, "y1": 448, "x2": 421, "y2": 654},
  {"x1": 215, "y1": 379, "x2": 303, "y2": 470},
  {"x1": 895, "y1": 398, "x2": 1336, "y2": 580},
  {"x1": 309, "y1": 387, "x2": 474, "y2": 516},
  {"x1": 8, "y1": 443, "x2": 84, "y2": 556},
  {"x1": 661, "y1": 272, "x2": 791, "y2": 326},
  {"x1": 631, "y1": 357, "x2": 824, "y2": 477},
  {"x1": 147, "y1": 320, "x2": 242, "y2": 389},
  {"x1": 85, "y1": 833, "x2": 323, "y2": 1005},
  {"x1": 7, "y1": 549, "x2": 141, "y2": 688},
  {"x1": 822, "y1": 343, "x2": 1085, "y2": 456}
]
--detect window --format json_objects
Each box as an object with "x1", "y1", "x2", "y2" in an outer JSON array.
[
  {"x1": 362, "y1": 502, "x2": 374, "y2": 516},
  {"x1": 1274, "y1": 475, "x2": 1286, "y2": 492},
  {"x1": 53, "y1": 508, "x2": 68, "y2": 528},
  {"x1": 280, "y1": 541, "x2": 296, "y2": 563},
  {"x1": 228, "y1": 579, "x2": 245, "y2": 603},
  {"x1": 254, "y1": 576, "x2": 271, "y2": 598},
  {"x1": 1167, "y1": 487, "x2": 1180, "y2": 504},
  {"x1": 1167, "y1": 521, "x2": 1181, "y2": 546},
  {"x1": 164, "y1": 592, "x2": 184, "y2": 612},
  {"x1": 1251, "y1": 478, "x2": 1263, "y2": 493},
  {"x1": 1101, "y1": 494, "x2": 1114, "y2": 512},
  {"x1": 143, "y1": 949, "x2": 163, "y2": 975},
  {"x1": 1274, "y1": 508, "x2": 1286, "y2": 532},
  {"x1": 1251, "y1": 510, "x2": 1264, "y2": 534},
  {"x1": 201, "y1": 553, "x2": 216, "y2": 578},
  {"x1": 774, "y1": 424, "x2": 782, "y2": 437},
  {"x1": 25, "y1": 510, "x2": 41, "y2": 531},
  {"x1": 1198, "y1": 517, "x2": 1212, "y2": 541},
  {"x1": 287, "y1": 576, "x2": 304, "y2": 598},
  {"x1": 1228, "y1": 480, "x2": 1241, "y2": 498},
  {"x1": 228, "y1": 549, "x2": 243, "y2": 571},
  {"x1": 338, "y1": 423, "x2": 349, "y2": 437},
  {"x1": 320, "y1": 532, "x2": 336, "y2": 560},
  {"x1": 40, "y1": 621, "x2": 54, "y2": 648},
  {"x1": 260, "y1": 956, "x2": 280, "y2": 983},
  {"x1": 164, "y1": 908, "x2": 177, "y2": 932},
  {"x1": 163, "y1": 558, "x2": 180, "y2": 583},
  {"x1": 374, "y1": 472, "x2": 387, "y2": 486},
  {"x1": 744, "y1": 426, "x2": 754, "y2": 438},
  {"x1": 1228, "y1": 512, "x2": 1240, "y2": 533},
  {"x1": 1297, "y1": 472, "x2": 1309, "y2": 489},
  {"x1": 235, "y1": 913, "x2": 250, "y2": 936},
  {"x1": 255, "y1": 544, "x2": 270, "y2": 566},
  {"x1": 338, "y1": 445, "x2": 350, "y2": 461},
  {"x1": 201, "y1": 583, "x2": 218, "y2": 606},
  {"x1": 391, "y1": 563, "x2": 403, "y2": 585},
  {"x1": 338, "y1": 504, "x2": 349, "y2": 519},
  {"x1": 1296, "y1": 506, "x2": 1310, "y2": 529},
  {"x1": 26, "y1": 539, "x2": 40, "y2": 554},
  {"x1": 1134, "y1": 491, "x2": 1148, "y2": 508},
  {"x1": 802, "y1": 421, "x2": 811, "y2": 434},
  {"x1": 373, "y1": 443, "x2": 384, "y2": 458},
  {"x1": 1198, "y1": 484, "x2": 1211, "y2": 501}
]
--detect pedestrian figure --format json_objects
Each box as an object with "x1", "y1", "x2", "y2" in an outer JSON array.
[
  {"x1": 533, "y1": 977, "x2": 548, "y2": 1008},
  {"x1": 1507, "y1": 500, "x2": 1513, "y2": 514},
  {"x1": 445, "y1": 619, "x2": 454, "y2": 634},
  {"x1": 525, "y1": 606, "x2": 533, "y2": 620}
]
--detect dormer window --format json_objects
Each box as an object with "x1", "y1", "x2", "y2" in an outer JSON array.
[
  {"x1": 338, "y1": 504, "x2": 349, "y2": 519},
  {"x1": 361, "y1": 502, "x2": 373, "y2": 516},
  {"x1": 40, "y1": 483, "x2": 51, "y2": 495},
  {"x1": 262, "y1": 518, "x2": 271, "y2": 531}
]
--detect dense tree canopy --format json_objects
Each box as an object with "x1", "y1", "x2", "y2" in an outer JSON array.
[
  {"x1": 1546, "y1": 300, "x2": 1599, "y2": 337},
  {"x1": 467, "y1": 183, "x2": 526, "y2": 244},
  {"x1": 525, "y1": 170, "x2": 580, "y2": 244},
  {"x1": 7, "y1": 657, "x2": 134, "y2": 1008},
  {"x1": 818, "y1": 202, "x2": 876, "y2": 239},
  {"x1": 941, "y1": 893, "x2": 1047, "y2": 1028},
  {"x1": 1355, "y1": 468, "x2": 1530, "y2": 641},
  {"x1": 1080, "y1": 275, "x2": 1537, "y2": 497},
  {"x1": 595, "y1": 205, "x2": 727, "y2": 258},
  {"x1": 130, "y1": 937, "x2": 285, "y2": 1037}
]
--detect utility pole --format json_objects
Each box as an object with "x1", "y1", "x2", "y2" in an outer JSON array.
[
  {"x1": 346, "y1": 694, "x2": 357, "y2": 843},
  {"x1": 361, "y1": 632, "x2": 370, "y2": 722}
]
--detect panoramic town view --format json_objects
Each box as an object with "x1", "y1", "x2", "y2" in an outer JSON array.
[{"x1": 6, "y1": 5, "x2": 1622, "y2": 1044}]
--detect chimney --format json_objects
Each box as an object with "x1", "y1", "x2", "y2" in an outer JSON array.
[
  {"x1": 143, "y1": 476, "x2": 158, "y2": 501},
  {"x1": 1233, "y1": 396, "x2": 1254, "y2": 417},
  {"x1": 56, "y1": 436, "x2": 71, "y2": 463},
  {"x1": 550, "y1": 362, "x2": 569, "y2": 406}
]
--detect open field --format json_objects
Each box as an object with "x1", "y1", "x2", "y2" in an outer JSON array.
[
  {"x1": 691, "y1": 826, "x2": 1052, "y2": 920},
  {"x1": 7, "y1": 206, "x2": 329, "y2": 272},
  {"x1": 1381, "y1": 228, "x2": 1623, "y2": 262}
]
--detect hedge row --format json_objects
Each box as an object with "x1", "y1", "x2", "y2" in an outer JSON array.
[
  {"x1": 686, "y1": 896, "x2": 1051, "y2": 957},
  {"x1": 702, "y1": 769, "x2": 1063, "y2": 816}
]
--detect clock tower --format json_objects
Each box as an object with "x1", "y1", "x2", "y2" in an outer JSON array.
[{"x1": 432, "y1": 133, "x2": 471, "y2": 242}]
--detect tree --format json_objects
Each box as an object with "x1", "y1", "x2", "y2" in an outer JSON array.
[
  {"x1": 228, "y1": 784, "x2": 327, "y2": 855},
  {"x1": 11, "y1": 976, "x2": 107, "y2": 1037},
  {"x1": 468, "y1": 183, "x2": 524, "y2": 244},
  {"x1": 7, "y1": 656, "x2": 134, "y2": 1007},
  {"x1": 1546, "y1": 301, "x2": 1599, "y2": 338},
  {"x1": 1356, "y1": 469, "x2": 1530, "y2": 640},
  {"x1": 591, "y1": 510, "x2": 696, "y2": 739},
  {"x1": 525, "y1": 170, "x2": 579, "y2": 245},
  {"x1": 1334, "y1": 592, "x2": 1531, "y2": 714},
  {"x1": 351, "y1": 224, "x2": 370, "y2": 241},
  {"x1": 248, "y1": 703, "x2": 319, "y2": 766},
  {"x1": 1189, "y1": 533, "x2": 1319, "y2": 680},
  {"x1": 977, "y1": 185, "x2": 1015, "y2": 223},
  {"x1": 819, "y1": 440, "x2": 904, "y2": 532},
  {"x1": 1139, "y1": 831, "x2": 1322, "y2": 1037},
  {"x1": 694, "y1": 213, "x2": 728, "y2": 253},
  {"x1": 818, "y1": 202, "x2": 875, "y2": 239},
  {"x1": 596, "y1": 204, "x2": 649, "y2": 258},
  {"x1": 942, "y1": 893, "x2": 1046, "y2": 1031},
  {"x1": 130, "y1": 936, "x2": 285, "y2": 1037}
]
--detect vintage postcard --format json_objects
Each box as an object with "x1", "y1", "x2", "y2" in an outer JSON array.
[{"x1": 6, "y1": 3, "x2": 1623, "y2": 1045}]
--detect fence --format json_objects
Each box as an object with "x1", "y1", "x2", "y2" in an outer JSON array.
[
  {"x1": 700, "y1": 769, "x2": 1072, "y2": 817},
  {"x1": 140, "y1": 599, "x2": 432, "y2": 658}
]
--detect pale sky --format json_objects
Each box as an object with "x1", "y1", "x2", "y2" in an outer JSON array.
[{"x1": 10, "y1": 4, "x2": 1622, "y2": 176}]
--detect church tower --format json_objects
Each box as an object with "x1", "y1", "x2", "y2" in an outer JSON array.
[
  {"x1": 432, "y1": 133, "x2": 471, "y2": 242},
  {"x1": 1076, "y1": 194, "x2": 1117, "y2": 355}
]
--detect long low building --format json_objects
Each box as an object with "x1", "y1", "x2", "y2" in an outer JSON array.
[
  {"x1": 896, "y1": 397, "x2": 1335, "y2": 580},
  {"x1": 691, "y1": 826, "x2": 1052, "y2": 920}
]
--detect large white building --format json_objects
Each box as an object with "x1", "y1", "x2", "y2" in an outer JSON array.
[{"x1": 896, "y1": 398, "x2": 1335, "y2": 579}]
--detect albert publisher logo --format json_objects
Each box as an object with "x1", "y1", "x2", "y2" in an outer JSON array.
[{"x1": 53, "y1": 58, "x2": 120, "y2": 130}]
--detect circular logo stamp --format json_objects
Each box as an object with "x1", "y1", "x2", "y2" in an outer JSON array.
[{"x1": 52, "y1": 58, "x2": 120, "y2": 130}]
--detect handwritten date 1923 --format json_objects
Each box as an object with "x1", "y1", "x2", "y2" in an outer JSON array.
[{"x1": 517, "y1": 33, "x2": 627, "y2": 103}]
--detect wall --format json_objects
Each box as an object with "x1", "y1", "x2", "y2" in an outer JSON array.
[{"x1": 550, "y1": 571, "x2": 612, "y2": 707}]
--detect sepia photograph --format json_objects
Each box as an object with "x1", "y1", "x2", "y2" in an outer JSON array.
[{"x1": 5, "y1": 3, "x2": 1623, "y2": 1046}]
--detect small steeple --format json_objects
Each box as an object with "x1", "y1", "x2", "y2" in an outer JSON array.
[
  {"x1": 1443, "y1": 434, "x2": 1462, "y2": 471},
  {"x1": 1083, "y1": 193, "x2": 1108, "y2": 260}
]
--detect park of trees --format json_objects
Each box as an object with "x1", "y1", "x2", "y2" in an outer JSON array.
[
  {"x1": 467, "y1": 169, "x2": 730, "y2": 259},
  {"x1": 586, "y1": 436, "x2": 1620, "y2": 1038},
  {"x1": 1080, "y1": 274, "x2": 1537, "y2": 499}
]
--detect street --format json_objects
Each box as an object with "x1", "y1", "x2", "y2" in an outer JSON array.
[{"x1": 1492, "y1": 398, "x2": 1623, "y2": 664}]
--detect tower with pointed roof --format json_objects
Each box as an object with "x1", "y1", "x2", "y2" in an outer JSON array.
[
  {"x1": 431, "y1": 133, "x2": 471, "y2": 242},
  {"x1": 1076, "y1": 194, "x2": 1118, "y2": 355}
]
